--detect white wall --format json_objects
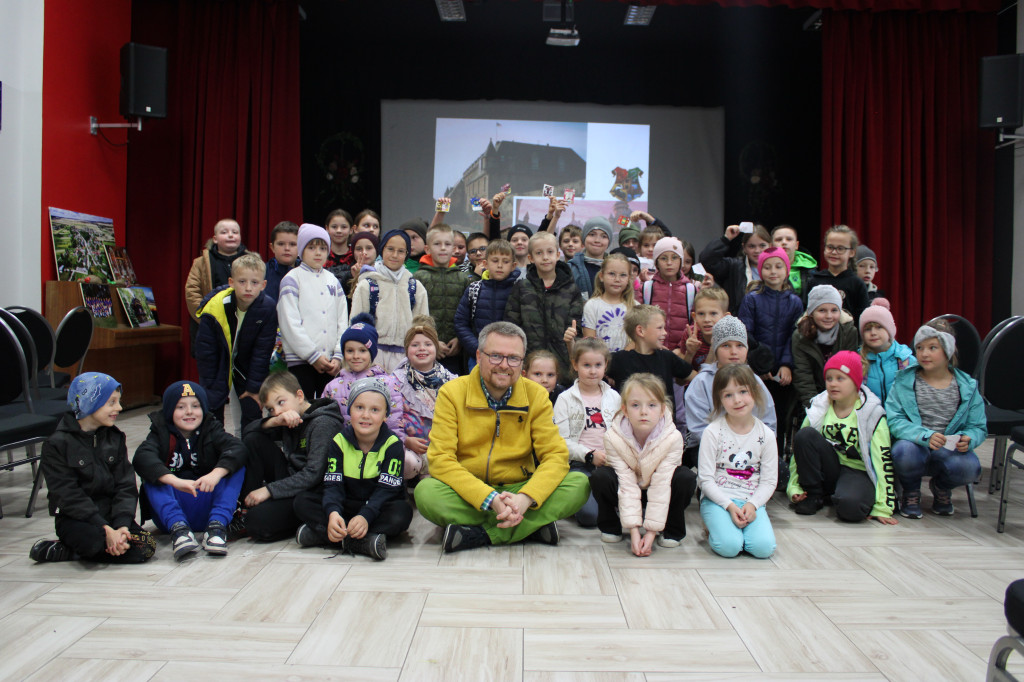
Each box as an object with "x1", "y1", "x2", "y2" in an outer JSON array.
[
  {"x1": 1015, "y1": 10, "x2": 1024, "y2": 315},
  {"x1": 0, "y1": 1, "x2": 44, "y2": 309}
]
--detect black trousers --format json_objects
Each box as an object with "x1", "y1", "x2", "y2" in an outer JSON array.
[
  {"x1": 210, "y1": 381, "x2": 263, "y2": 431},
  {"x1": 241, "y1": 429, "x2": 301, "y2": 542},
  {"x1": 55, "y1": 517, "x2": 155, "y2": 563},
  {"x1": 293, "y1": 489, "x2": 413, "y2": 543},
  {"x1": 590, "y1": 464, "x2": 697, "y2": 541},
  {"x1": 288, "y1": 363, "x2": 333, "y2": 400},
  {"x1": 793, "y1": 427, "x2": 876, "y2": 521}
]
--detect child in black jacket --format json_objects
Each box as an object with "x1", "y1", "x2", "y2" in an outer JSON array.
[
  {"x1": 294, "y1": 377, "x2": 412, "y2": 560},
  {"x1": 133, "y1": 381, "x2": 248, "y2": 560},
  {"x1": 240, "y1": 371, "x2": 345, "y2": 542},
  {"x1": 195, "y1": 253, "x2": 278, "y2": 433},
  {"x1": 31, "y1": 373, "x2": 156, "y2": 563}
]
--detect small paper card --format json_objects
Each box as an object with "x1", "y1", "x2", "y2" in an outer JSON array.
[
  {"x1": 435, "y1": 198, "x2": 451, "y2": 213},
  {"x1": 691, "y1": 263, "x2": 707, "y2": 277},
  {"x1": 739, "y1": 221, "x2": 754, "y2": 234},
  {"x1": 617, "y1": 215, "x2": 630, "y2": 227},
  {"x1": 542, "y1": 184, "x2": 554, "y2": 197},
  {"x1": 470, "y1": 197, "x2": 483, "y2": 212},
  {"x1": 563, "y1": 189, "x2": 575, "y2": 203},
  {"x1": 942, "y1": 435, "x2": 962, "y2": 450},
  {"x1": 501, "y1": 183, "x2": 511, "y2": 194}
]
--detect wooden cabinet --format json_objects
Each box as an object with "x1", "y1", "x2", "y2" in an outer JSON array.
[{"x1": 44, "y1": 281, "x2": 182, "y2": 409}]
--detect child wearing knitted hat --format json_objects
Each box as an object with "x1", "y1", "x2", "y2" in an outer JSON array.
[
  {"x1": 278, "y1": 223, "x2": 349, "y2": 399},
  {"x1": 323, "y1": 313, "x2": 405, "y2": 438},
  {"x1": 31, "y1": 373, "x2": 156, "y2": 563},
  {"x1": 132, "y1": 381, "x2": 248, "y2": 559},
  {"x1": 885, "y1": 321, "x2": 986, "y2": 518},
  {"x1": 640, "y1": 237, "x2": 698, "y2": 354},
  {"x1": 294, "y1": 377, "x2": 413, "y2": 560},
  {"x1": 787, "y1": 350, "x2": 897, "y2": 523},
  {"x1": 855, "y1": 245, "x2": 886, "y2": 302},
  {"x1": 791, "y1": 284, "x2": 860, "y2": 408},
  {"x1": 569, "y1": 217, "x2": 613, "y2": 299},
  {"x1": 684, "y1": 316, "x2": 778, "y2": 468},
  {"x1": 858, "y1": 301, "x2": 916, "y2": 405}
]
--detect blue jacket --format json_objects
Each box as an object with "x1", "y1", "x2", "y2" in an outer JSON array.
[
  {"x1": 453, "y1": 268, "x2": 522, "y2": 355},
  {"x1": 862, "y1": 341, "x2": 916, "y2": 406},
  {"x1": 264, "y1": 258, "x2": 293, "y2": 303},
  {"x1": 737, "y1": 287, "x2": 804, "y2": 373},
  {"x1": 885, "y1": 366, "x2": 987, "y2": 448},
  {"x1": 568, "y1": 252, "x2": 599, "y2": 300},
  {"x1": 195, "y1": 285, "x2": 278, "y2": 410}
]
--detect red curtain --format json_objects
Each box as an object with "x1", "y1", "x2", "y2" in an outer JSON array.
[
  {"x1": 820, "y1": 10, "x2": 996, "y2": 337},
  {"x1": 127, "y1": 0, "x2": 302, "y2": 382}
]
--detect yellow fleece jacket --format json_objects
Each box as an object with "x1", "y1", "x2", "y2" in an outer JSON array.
[{"x1": 426, "y1": 367, "x2": 570, "y2": 510}]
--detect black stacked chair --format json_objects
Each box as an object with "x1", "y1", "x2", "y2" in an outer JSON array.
[
  {"x1": 977, "y1": 318, "x2": 1024, "y2": 499},
  {"x1": 926, "y1": 313, "x2": 982, "y2": 378},
  {"x1": 0, "y1": 318, "x2": 61, "y2": 518},
  {"x1": 996, "y1": 428, "x2": 1024, "y2": 533},
  {"x1": 987, "y1": 579, "x2": 1024, "y2": 681},
  {"x1": 0, "y1": 310, "x2": 72, "y2": 420},
  {"x1": 52, "y1": 306, "x2": 94, "y2": 387},
  {"x1": 7, "y1": 306, "x2": 60, "y2": 394}
]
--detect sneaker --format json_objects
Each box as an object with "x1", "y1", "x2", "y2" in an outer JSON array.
[
  {"x1": 794, "y1": 494, "x2": 824, "y2": 515},
  {"x1": 600, "y1": 532, "x2": 623, "y2": 543},
  {"x1": 227, "y1": 508, "x2": 248, "y2": 538},
  {"x1": 295, "y1": 524, "x2": 323, "y2": 548},
  {"x1": 29, "y1": 539, "x2": 74, "y2": 562},
  {"x1": 346, "y1": 533, "x2": 387, "y2": 560},
  {"x1": 899, "y1": 490, "x2": 923, "y2": 519},
  {"x1": 657, "y1": 536, "x2": 682, "y2": 548},
  {"x1": 170, "y1": 522, "x2": 200, "y2": 561},
  {"x1": 203, "y1": 521, "x2": 229, "y2": 555},
  {"x1": 441, "y1": 524, "x2": 490, "y2": 553},
  {"x1": 526, "y1": 522, "x2": 559, "y2": 546},
  {"x1": 930, "y1": 479, "x2": 955, "y2": 516}
]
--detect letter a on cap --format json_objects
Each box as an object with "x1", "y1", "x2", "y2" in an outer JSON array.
[{"x1": 181, "y1": 383, "x2": 196, "y2": 397}]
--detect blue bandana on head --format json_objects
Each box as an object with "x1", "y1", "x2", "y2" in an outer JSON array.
[{"x1": 68, "y1": 372, "x2": 122, "y2": 419}]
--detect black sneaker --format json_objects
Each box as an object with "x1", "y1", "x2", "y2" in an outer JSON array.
[
  {"x1": 170, "y1": 522, "x2": 200, "y2": 560},
  {"x1": 204, "y1": 521, "x2": 229, "y2": 555},
  {"x1": 526, "y1": 522, "x2": 559, "y2": 546},
  {"x1": 346, "y1": 533, "x2": 387, "y2": 560},
  {"x1": 441, "y1": 524, "x2": 490, "y2": 553},
  {"x1": 228, "y1": 508, "x2": 248, "y2": 538},
  {"x1": 295, "y1": 524, "x2": 324, "y2": 548},
  {"x1": 794, "y1": 494, "x2": 824, "y2": 516},
  {"x1": 930, "y1": 479, "x2": 955, "y2": 516},
  {"x1": 29, "y1": 539, "x2": 74, "y2": 562}
]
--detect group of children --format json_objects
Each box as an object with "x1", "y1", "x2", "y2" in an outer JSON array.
[{"x1": 30, "y1": 202, "x2": 986, "y2": 564}]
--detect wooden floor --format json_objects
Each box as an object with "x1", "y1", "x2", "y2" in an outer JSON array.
[{"x1": 2, "y1": 406, "x2": 1023, "y2": 681}]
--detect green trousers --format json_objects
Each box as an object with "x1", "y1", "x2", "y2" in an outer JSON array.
[{"x1": 414, "y1": 472, "x2": 591, "y2": 545}]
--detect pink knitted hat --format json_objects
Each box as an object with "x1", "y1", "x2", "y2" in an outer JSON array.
[
  {"x1": 859, "y1": 301, "x2": 896, "y2": 340},
  {"x1": 757, "y1": 246, "x2": 791, "y2": 275},
  {"x1": 824, "y1": 350, "x2": 864, "y2": 390},
  {"x1": 653, "y1": 237, "x2": 684, "y2": 263}
]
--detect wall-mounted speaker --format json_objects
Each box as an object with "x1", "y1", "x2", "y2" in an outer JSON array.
[
  {"x1": 119, "y1": 43, "x2": 167, "y2": 119},
  {"x1": 980, "y1": 54, "x2": 1024, "y2": 129}
]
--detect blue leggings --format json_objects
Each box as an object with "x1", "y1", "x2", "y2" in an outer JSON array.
[
  {"x1": 700, "y1": 497, "x2": 775, "y2": 559},
  {"x1": 144, "y1": 468, "x2": 246, "y2": 532}
]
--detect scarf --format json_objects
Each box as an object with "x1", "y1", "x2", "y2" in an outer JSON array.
[
  {"x1": 375, "y1": 260, "x2": 405, "y2": 284},
  {"x1": 816, "y1": 324, "x2": 839, "y2": 346},
  {"x1": 408, "y1": 363, "x2": 449, "y2": 414},
  {"x1": 584, "y1": 255, "x2": 604, "y2": 268}
]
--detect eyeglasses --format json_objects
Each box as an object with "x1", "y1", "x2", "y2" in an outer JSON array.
[
  {"x1": 468, "y1": 247, "x2": 488, "y2": 255},
  {"x1": 824, "y1": 244, "x2": 850, "y2": 254},
  {"x1": 482, "y1": 352, "x2": 523, "y2": 367}
]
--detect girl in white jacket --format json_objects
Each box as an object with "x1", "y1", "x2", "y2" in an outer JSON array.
[
  {"x1": 590, "y1": 373, "x2": 697, "y2": 556},
  {"x1": 554, "y1": 338, "x2": 620, "y2": 527}
]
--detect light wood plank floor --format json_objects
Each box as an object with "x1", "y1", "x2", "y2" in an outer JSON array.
[{"x1": 2, "y1": 406, "x2": 1023, "y2": 681}]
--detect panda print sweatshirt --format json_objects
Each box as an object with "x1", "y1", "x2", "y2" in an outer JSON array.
[{"x1": 696, "y1": 414, "x2": 778, "y2": 510}]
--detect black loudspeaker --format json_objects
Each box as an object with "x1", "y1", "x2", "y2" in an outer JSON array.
[
  {"x1": 119, "y1": 43, "x2": 167, "y2": 119},
  {"x1": 980, "y1": 54, "x2": 1024, "y2": 129}
]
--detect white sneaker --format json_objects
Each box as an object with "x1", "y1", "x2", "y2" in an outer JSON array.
[
  {"x1": 600, "y1": 532, "x2": 622, "y2": 543},
  {"x1": 656, "y1": 536, "x2": 681, "y2": 548}
]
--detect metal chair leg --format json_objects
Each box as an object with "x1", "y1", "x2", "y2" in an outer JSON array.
[
  {"x1": 987, "y1": 631, "x2": 1024, "y2": 681},
  {"x1": 997, "y1": 443, "x2": 1019, "y2": 533},
  {"x1": 990, "y1": 436, "x2": 1007, "y2": 495},
  {"x1": 26, "y1": 459, "x2": 44, "y2": 518},
  {"x1": 967, "y1": 482, "x2": 978, "y2": 518}
]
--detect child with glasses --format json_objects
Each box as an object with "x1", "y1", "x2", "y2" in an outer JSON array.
[{"x1": 803, "y1": 225, "x2": 870, "y2": 324}]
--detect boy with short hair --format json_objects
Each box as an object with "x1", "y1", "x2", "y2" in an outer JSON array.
[
  {"x1": 683, "y1": 316, "x2": 777, "y2": 466},
  {"x1": 133, "y1": 381, "x2": 248, "y2": 559},
  {"x1": 681, "y1": 286, "x2": 730, "y2": 378},
  {"x1": 294, "y1": 377, "x2": 413, "y2": 560},
  {"x1": 278, "y1": 223, "x2": 349, "y2": 398},
  {"x1": 638, "y1": 226, "x2": 664, "y2": 274},
  {"x1": 240, "y1": 371, "x2": 346, "y2": 541},
  {"x1": 185, "y1": 218, "x2": 247, "y2": 324},
  {"x1": 31, "y1": 373, "x2": 156, "y2": 563},
  {"x1": 455, "y1": 239, "x2": 520, "y2": 368},
  {"x1": 461, "y1": 231, "x2": 490, "y2": 279},
  {"x1": 402, "y1": 219, "x2": 428, "y2": 273},
  {"x1": 568, "y1": 217, "x2": 613, "y2": 298},
  {"x1": 606, "y1": 305, "x2": 691, "y2": 420},
  {"x1": 414, "y1": 224, "x2": 470, "y2": 373},
  {"x1": 265, "y1": 221, "x2": 298, "y2": 301},
  {"x1": 559, "y1": 225, "x2": 583, "y2": 262},
  {"x1": 506, "y1": 232, "x2": 584, "y2": 385},
  {"x1": 618, "y1": 223, "x2": 641, "y2": 252},
  {"x1": 196, "y1": 253, "x2": 278, "y2": 432}
]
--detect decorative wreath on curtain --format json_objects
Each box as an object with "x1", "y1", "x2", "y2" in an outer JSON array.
[
  {"x1": 315, "y1": 131, "x2": 366, "y2": 211},
  {"x1": 738, "y1": 141, "x2": 781, "y2": 222}
]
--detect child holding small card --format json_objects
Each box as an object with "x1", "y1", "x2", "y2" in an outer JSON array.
[
  {"x1": 885, "y1": 321, "x2": 985, "y2": 519},
  {"x1": 699, "y1": 223, "x2": 772, "y2": 315}
]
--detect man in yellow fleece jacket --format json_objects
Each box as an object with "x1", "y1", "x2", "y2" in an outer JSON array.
[{"x1": 414, "y1": 321, "x2": 590, "y2": 553}]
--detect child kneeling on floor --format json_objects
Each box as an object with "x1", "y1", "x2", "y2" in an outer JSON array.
[
  {"x1": 590, "y1": 373, "x2": 696, "y2": 557},
  {"x1": 32, "y1": 373, "x2": 156, "y2": 563},
  {"x1": 294, "y1": 378, "x2": 413, "y2": 559},
  {"x1": 698, "y1": 364, "x2": 777, "y2": 558},
  {"x1": 133, "y1": 381, "x2": 248, "y2": 560}
]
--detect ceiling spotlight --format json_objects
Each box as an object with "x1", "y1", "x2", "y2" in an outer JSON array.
[
  {"x1": 546, "y1": 27, "x2": 580, "y2": 47},
  {"x1": 624, "y1": 5, "x2": 656, "y2": 26},
  {"x1": 436, "y1": 0, "x2": 466, "y2": 22}
]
